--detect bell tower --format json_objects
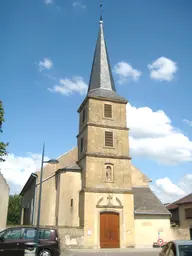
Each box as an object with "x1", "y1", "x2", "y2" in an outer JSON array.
[{"x1": 77, "y1": 17, "x2": 135, "y2": 249}]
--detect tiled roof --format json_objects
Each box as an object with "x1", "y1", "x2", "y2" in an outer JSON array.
[
  {"x1": 167, "y1": 193, "x2": 192, "y2": 210},
  {"x1": 133, "y1": 187, "x2": 171, "y2": 215},
  {"x1": 64, "y1": 164, "x2": 81, "y2": 170}
]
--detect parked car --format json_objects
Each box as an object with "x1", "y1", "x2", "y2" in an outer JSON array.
[
  {"x1": 159, "y1": 240, "x2": 192, "y2": 256},
  {"x1": 0, "y1": 226, "x2": 60, "y2": 256}
]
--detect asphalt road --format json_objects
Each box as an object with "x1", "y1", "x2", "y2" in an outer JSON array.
[{"x1": 61, "y1": 248, "x2": 161, "y2": 256}]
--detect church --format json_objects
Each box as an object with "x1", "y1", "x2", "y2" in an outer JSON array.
[{"x1": 20, "y1": 16, "x2": 171, "y2": 249}]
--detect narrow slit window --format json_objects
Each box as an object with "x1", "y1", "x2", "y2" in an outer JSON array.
[
  {"x1": 104, "y1": 104, "x2": 112, "y2": 118},
  {"x1": 80, "y1": 137, "x2": 84, "y2": 152},
  {"x1": 71, "y1": 199, "x2": 73, "y2": 208},
  {"x1": 82, "y1": 108, "x2": 86, "y2": 123},
  {"x1": 105, "y1": 131, "x2": 113, "y2": 147}
]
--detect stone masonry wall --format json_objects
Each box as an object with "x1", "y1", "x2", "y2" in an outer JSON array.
[{"x1": 58, "y1": 227, "x2": 84, "y2": 249}]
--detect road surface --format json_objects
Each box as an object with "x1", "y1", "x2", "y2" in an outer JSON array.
[{"x1": 61, "y1": 248, "x2": 161, "y2": 256}]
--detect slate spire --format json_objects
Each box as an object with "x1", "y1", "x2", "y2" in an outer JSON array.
[{"x1": 87, "y1": 18, "x2": 116, "y2": 93}]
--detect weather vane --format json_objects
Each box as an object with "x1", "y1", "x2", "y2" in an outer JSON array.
[{"x1": 100, "y1": 0, "x2": 103, "y2": 21}]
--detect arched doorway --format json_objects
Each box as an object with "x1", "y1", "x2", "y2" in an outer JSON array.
[{"x1": 100, "y1": 212, "x2": 120, "y2": 248}]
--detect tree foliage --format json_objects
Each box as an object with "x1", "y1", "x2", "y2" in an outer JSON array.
[
  {"x1": 7, "y1": 195, "x2": 22, "y2": 225},
  {"x1": 0, "y1": 101, "x2": 8, "y2": 161}
]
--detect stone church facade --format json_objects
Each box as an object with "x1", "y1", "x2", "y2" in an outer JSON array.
[{"x1": 20, "y1": 18, "x2": 172, "y2": 248}]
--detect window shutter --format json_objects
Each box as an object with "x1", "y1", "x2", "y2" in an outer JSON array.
[
  {"x1": 105, "y1": 131, "x2": 113, "y2": 147},
  {"x1": 104, "y1": 104, "x2": 112, "y2": 118},
  {"x1": 185, "y1": 208, "x2": 192, "y2": 219}
]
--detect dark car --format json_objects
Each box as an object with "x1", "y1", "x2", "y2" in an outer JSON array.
[{"x1": 0, "y1": 227, "x2": 60, "y2": 256}]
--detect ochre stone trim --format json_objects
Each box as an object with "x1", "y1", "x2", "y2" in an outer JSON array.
[
  {"x1": 77, "y1": 122, "x2": 129, "y2": 138},
  {"x1": 88, "y1": 122, "x2": 129, "y2": 130},
  {"x1": 116, "y1": 197, "x2": 123, "y2": 207},
  {"x1": 88, "y1": 95, "x2": 128, "y2": 104},
  {"x1": 77, "y1": 96, "x2": 128, "y2": 113},
  {"x1": 80, "y1": 188, "x2": 133, "y2": 194},
  {"x1": 77, "y1": 153, "x2": 132, "y2": 164},
  {"x1": 96, "y1": 205, "x2": 123, "y2": 209},
  {"x1": 86, "y1": 153, "x2": 131, "y2": 160}
]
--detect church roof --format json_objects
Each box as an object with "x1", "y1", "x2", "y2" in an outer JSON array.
[
  {"x1": 61, "y1": 164, "x2": 81, "y2": 171},
  {"x1": 133, "y1": 187, "x2": 171, "y2": 215},
  {"x1": 87, "y1": 19, "x2": 127, "y2": 103}
]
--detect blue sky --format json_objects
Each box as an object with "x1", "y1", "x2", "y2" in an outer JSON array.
[{"x1": 0, "y1": 0, "x2": 192, "y2": 202}]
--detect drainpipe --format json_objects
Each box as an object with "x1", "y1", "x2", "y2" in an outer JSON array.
[{"x1": 31, "y1": 173, "x2": 38, "y2": 226}]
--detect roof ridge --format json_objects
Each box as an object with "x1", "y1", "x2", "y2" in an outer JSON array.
[
  {"x1": 57, "y1": 147, "x2": 77, "y2": 160},
  {"x1": 171, "y1": 192, "x2": 192, "y2": 205}
]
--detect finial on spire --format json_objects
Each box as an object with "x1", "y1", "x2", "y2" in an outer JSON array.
[{"x1": 100, "y1": 0, "x2": 103, "y2": 23}]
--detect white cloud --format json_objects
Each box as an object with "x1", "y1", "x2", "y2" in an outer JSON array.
[
  {"x1": 48, "y1": 76, "x2": 88, "y2": 96},
  {"x1": 148, "y1": 57, "x2": 177, "y2": 81},
  {"x1": 127, "y1": 104, "x2": 192, "y2": 164},
  {"x1": 0, "y1": 153, "x2": 49, "y2": 194},
  {"x1": 151, "y1": 175, "x2": 192, "y2": 204},
  {"x1": 44, "y1": 0, "x2": 53, "y2": 4},
  {"x1": 183, "y1": 119, "x2": 192, "y2": 127},
  {"x1": 156, "y1": 178, "x2": 186, "y2": 197},
  {"x1": 72, "y1": 2, "x2": 86, "y2": 9},
  {"x1": 38, "y1": 58, "x2": 53, "y2": 72},
  {"x1": 113, "y1": 61, "x2": 141, "y2": 84}
]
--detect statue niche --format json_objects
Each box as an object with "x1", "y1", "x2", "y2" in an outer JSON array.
[{"x1": 105, "y1": 164, "x2": 113, "y2": 182}]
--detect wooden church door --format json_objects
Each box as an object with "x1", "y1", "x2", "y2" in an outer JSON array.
[{"x1": 100, "y1": 212, "x2": 120, "y2": 248}]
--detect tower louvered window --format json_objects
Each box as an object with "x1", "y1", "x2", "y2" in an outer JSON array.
[
  {"x1": 104, "y1": 104, "x2": 112, "y2": 118},
  {"x1": 105, "y1": 131, "x2": 113, "y2": 147}
]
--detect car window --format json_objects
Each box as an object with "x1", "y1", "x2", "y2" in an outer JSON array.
[
  {"x1": 178, "y1": 245, "x2": 192, "y2": 256},
  {"x1": 23, "y1": 229, "x2": 51, "y2": 240},
  {"x1": 4, "y1": 229, "x2": 22, "y2": 240},
  {"x1": 0, "y1": 230, "x2": 6, "y2": 238},
  {"x1": 42, "y1": 230, "x2": 51, "y2": 239},
  {"x1": 24, "y1": 229, "x2": 36, "y2": 240}
]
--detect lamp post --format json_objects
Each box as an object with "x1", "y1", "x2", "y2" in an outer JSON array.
[{"x1": 35, "y1": 143, "x2": 59, "y2": 245}]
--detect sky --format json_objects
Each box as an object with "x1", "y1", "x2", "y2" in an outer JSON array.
[{"x1": 0, "y1": 0, "x2": 192, "y2": 203}]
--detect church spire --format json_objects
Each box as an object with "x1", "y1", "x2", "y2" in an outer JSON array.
[{"x1": 87, "y1": 12, "x2": 116, "y2": 93}]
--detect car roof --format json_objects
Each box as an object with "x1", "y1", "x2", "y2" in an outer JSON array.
[
  {"x1": 173, "y1": 240, "x2": 192, "y2": 246},
  {"x1": 3, "y1": 227, "x2": 56, "y2": 231}
]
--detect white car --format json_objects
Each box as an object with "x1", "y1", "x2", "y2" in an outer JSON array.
[{"x1": 159, "y1": 240, "x2": 192, "y2": 256}]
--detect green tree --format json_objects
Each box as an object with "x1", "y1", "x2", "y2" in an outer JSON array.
[
  {"x1": 7, "y1": 195, "x2": 22, "y2": 225},
  {"x1": 0, "y1": 101, "x2": 8, "y2": 162}
]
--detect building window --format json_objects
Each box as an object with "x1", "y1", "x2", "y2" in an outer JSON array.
[
  {"x1": 105, "y1": 131, "x2": 113, "y2": 147},
  {"x1": 71, "y1": 199, "x2": 73, "y2": 208},
  {"x1": 80, "y1": 137, "x2": 84, "y2": 152},
  {"x1": 104, "y1": 104, "x2": 112, "y2": 118},
  {"x1": 185, "y1": 208, "x2": 192, "y2": 219},
  {"x1": 82, "y1": 108, "x2": 86, "y2": 123}
]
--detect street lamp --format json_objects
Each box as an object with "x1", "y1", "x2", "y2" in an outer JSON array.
[{"x1": 35, "y1": 143, "x2": 59, "y2": 245}]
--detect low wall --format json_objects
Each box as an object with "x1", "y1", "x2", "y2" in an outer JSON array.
[
  {"x1": 167, "y1": 227, "x2": 190, "y2": 240},
  {"x1": 7, "y1": 225, "x2": 84, "y2": 249},
  {"x1": 58, "y1": 227, "x2": 84, "y2": 249}
]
